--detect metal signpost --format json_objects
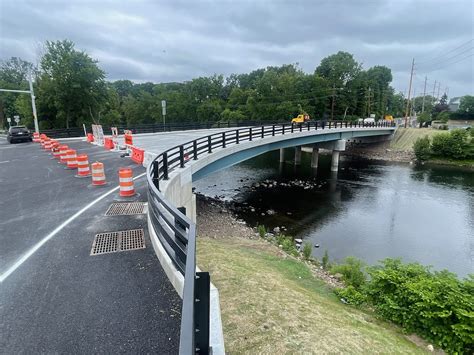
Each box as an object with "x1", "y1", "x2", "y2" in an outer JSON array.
[
  {"x1": 161, "y1": 100, "x2": 166, "y2": 131},
  {"x1": 0, "y1": 74, "x2": 39, "y2": 133},
  {"x1": 14, "y1": 115, "x2": 20, "y2": 125}
]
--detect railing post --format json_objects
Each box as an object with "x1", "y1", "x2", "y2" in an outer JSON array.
[
  {"x1": 222, "y1": 132, "x2": 226, "y2": 148},
  {"x1": 208, "y1": 136, "x2": 212, "y2": 153},
  {"x1": 152, "y1": 160, "x2": 159, "y2": 190},
  {"x1": 282, "y1": 124, "x2": 285, "y2": 134},
  {"x1": 329, "y1": 121, "x2": 332, "y2": 129},
  {"x1": 249, "y1": 127, "x2": 253, "y2": 141},
  {"x1": 272, "y1": 125, "x2": 275, "y2": 136},
  {"x1": 236, "y1": 130, "x2": 239, "y2": 144},
  {"x1": 307, "y1": 121, "x2": 310, "y2": 131},
  {"x1": 315, "y1": 121, "x2": 318, "y2": 130},
  {"x1": 261, "y1": 126, "x2": 264, "y2": 138},
  {"x1": 180, "y1": 145, "x2": 185, "y2": 168},
  {"x1": 162, "y1": 152, "x2": 169, "y2": 180},
  {"x1": 194, "y1": 272, "x2": 210, "y2": 354},
  {"x1": 193, "y1": 140, "x2": 198, "y2": 160},
  {"x1": 299, "y1": 124, "x2": 302, "y2": 132},
  {"x1": 291, "y1": 123, "x2": 294, "y2": 133}
]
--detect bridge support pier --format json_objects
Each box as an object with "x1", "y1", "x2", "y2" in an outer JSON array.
[
  {"x1": 331, "y1": 150, "x2": 340, "y2": 172},
  {"x1": 294, "y1": 146, "x2": 302, "y2": 165},
  {"x1": 279, "y1": 148, "x2": 285, "y2": 163},
  {"x1": 311, "y1": 147, "x2": 319, "y2": 169}
]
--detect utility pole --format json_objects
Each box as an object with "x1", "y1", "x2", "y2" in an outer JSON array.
[
  {"x1": 330, "y1": 84, "x2": 336, "y2": 121},
  {"x1": 436, "y1": 82, "x2": 441, "y2": 101},
  {"x1": 367, "y1": 87, "x2": 372, "y2": 118},
  {"x1": 421, "y1": 76, "x2": 427, "y2": 113},
  {"x1": 404, "y1": 58, "x2": 415, "y2": 128},
  {"x1": 0, "y1": 72, "x2": 39, "y2": 133},
  {"x1": 432, "y1": 80, "x2": 437, "y2": 99}
]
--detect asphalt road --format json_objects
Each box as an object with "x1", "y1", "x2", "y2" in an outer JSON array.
[{"x1": 0, "y1": 138, "x2": 181, "y2": 353}]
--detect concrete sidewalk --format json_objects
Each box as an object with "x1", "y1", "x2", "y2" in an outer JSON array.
[{"x1": 0, "y1": 139, "x2": 181, "y2": 353}]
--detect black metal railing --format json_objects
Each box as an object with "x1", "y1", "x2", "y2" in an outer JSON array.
[
  {"x1": 146, "y1": 120, "x2": 395, "y2": 354},
  {"x1": 38, "y1": 120, "x2": 285, "y2": 138}
]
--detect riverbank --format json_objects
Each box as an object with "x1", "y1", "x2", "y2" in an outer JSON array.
[
  {"x1": 344, "y1": 127, "x2": 473, "y2": 169},
  {"x1": 196, "y1": 195, "x2": 435, "y2": 354}
]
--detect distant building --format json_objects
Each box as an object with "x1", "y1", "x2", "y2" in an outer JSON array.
[{"x1": 448, "y1": 97, "x2": 461, "y2": 112}]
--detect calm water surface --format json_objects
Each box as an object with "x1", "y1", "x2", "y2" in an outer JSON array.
[{"x1": 195, "y1": 151, "x2": 474, "y2": 277}]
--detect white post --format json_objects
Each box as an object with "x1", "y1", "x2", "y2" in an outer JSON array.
[
  {"x1": 294, "y1": 146, "x2": 302, "y2": 165},
  {"x1": 311, "y1": 147, "x2": 319, "y2": 169},
  {"x1": 28, "y1": 75, "x2": 39, "y2": 134}
]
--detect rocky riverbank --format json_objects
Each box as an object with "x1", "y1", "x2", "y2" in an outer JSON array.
[
  {"x1": 343, "y1": 143, "x2": 415, "y2": 163},
  {"x1": 196, "y1": 193, "x2": 345, "y2": 288}
]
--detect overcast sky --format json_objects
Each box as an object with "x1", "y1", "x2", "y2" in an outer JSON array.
[{"x1": 1, "y1": 0, "x2": 473, "y2": 98}]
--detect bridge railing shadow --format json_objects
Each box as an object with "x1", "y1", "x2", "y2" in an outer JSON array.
[{"x1": 146, "y1": 119, "x2": 395, "y2": 354}]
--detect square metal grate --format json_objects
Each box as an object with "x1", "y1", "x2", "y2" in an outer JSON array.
[
  {"x1": 90, "y1": 229, "x2": 145, "y2": 255},
  {"x1": 105, "y1": 202, "x2": 147, "y2": 216}
]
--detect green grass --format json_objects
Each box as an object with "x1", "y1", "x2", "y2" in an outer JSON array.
[
  {"x1": 197, "y1": 237, "x2": 427, "y2": 354},
  {"x1": 390, "y1": 127, "x2": 441, "y2": 151}
]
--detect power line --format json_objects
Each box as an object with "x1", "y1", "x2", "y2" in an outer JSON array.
[
  {"x1": 416, "y1": 38, "x2": 473, "y2": 65},
  {"x1": 417, "y1": 46, "x2": 473, "y2": 70},
  {"x1": 421, "y1": 53, "x2": 474, "y2": 73}
]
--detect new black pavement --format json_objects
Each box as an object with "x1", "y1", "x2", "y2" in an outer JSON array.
[{"x1": 0, "y1": 139, "x2": 181, "y2": 353}]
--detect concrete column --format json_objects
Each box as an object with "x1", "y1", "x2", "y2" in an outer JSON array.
[
  {"x1": 279, "y1": 148, "x2": 285, "y2": 163},
  {"x1": 311, "y1": 147, "x2": 319, "y2": 169},
  {"x1": 294, "y1": 146, "x2": 302, "y2": 165},
  {"x1": 331, "y1": 150, "x2": 340, "y2": 172}
]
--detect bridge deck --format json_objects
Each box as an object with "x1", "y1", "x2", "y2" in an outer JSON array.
[{"x1": 0, "y1": 139, "x2": 181, "y2": 353}]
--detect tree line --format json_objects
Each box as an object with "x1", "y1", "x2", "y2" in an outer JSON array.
[{"x1": 0, "y1": 39, "x2": 471, "y2": 130}]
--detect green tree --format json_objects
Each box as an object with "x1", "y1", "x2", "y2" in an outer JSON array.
[
  {"x1": 38, "y1": 40, "x2": 107, "y2": 128},
  {"x1": 417, "y1": 112, "x2": 431, "y2": 127},
  {"x1": 458, "y1": 95, "x2": 474, "y2": 113},
  {"x1": 0, "y1": 57, "x2": 36, "y2": 128}
]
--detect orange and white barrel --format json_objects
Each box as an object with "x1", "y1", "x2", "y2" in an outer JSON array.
[
  {"x1": 59, "y1": 145, "x2": 69, "y2": 164},
  {"x1": 118, "y1": 168, "x2": 135, "y2": 197},
  {"x1": 91, "y1": 162, "x2": 106, "y2": 186},
  {"x1": 33, "y1": 132, "x2": 40, "y2": 143},
  {"x1": 52, "y1": 144, "x2": 61, "y2": 159},
  {"x1": 44, "y1": 138, "x2": 52, "y2": 151},
  {"x1": 40, "y1": 134, "x2": 47, "y2": 147},
  {"x1": 65, "y1": 149, "x2": 78, "y2": 169},
  {"x1": 75, "y1": 155, "x2": 91, "y2": 177}
]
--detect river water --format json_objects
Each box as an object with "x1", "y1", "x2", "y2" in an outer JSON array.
[{"x1": 194, "y1": 150, "x2": 474, "y2": 278}]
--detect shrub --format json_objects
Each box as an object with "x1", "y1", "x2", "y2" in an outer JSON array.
[
  {"x1": 335, "y1": 286, "x2": 366, "y2": 306},
  {"x1": 413, "y1": 135, "x2": 431, "y2": 161},
  {"x1": 365, "y1": 259, "x2": 474, "y2": 354},
  {"x1": 431, "y1": 129, "x2": 472, "y2": 160},
  {"x1": 431, "y1": 132, "x2": 452, "y2": 157},
  {"x1": 331, "y1": 256, "x2": 367, "y2": 288},
  {"x1": 322, "y1": 250, "x2": 329, "y2": 270},
  {"x1": 276, "y1": 234, "x2": 298, "y2": 256},
  {"x1": 257, "y1": 225, "x2": 266, "y2": 238},
  {"x1": 436, "y1": 111, "x2": 450, "y2": 123},
  {"x1": 302, "y1": 242, "x2": 312, "y2": 260}
]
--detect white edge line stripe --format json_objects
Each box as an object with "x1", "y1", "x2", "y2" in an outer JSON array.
[{"x1": 0, "y1": 172, "x2": 147, "y2": 283}]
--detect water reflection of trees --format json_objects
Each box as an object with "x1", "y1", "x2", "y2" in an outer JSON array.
[{"x1": 411, "y1": 166, "x2": 474, "y2": 193}]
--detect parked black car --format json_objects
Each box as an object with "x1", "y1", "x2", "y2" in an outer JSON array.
[{"x1": 7, "y1": 126, "x2": 32, "y2": 143}]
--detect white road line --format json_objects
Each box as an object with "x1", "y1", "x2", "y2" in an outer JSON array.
[
  {"x1": 0, "y1": 172, "x2": 147, "y2": 283},
  {"x1": 0, "y1": 161, "x2": 10, "y2": 164}
]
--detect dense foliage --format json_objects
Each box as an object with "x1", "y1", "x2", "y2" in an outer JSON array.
[
  {"x1": 413, "y1": 129, "x2": 474, "y2": 161},
  {"x1": 2, "y1": 43, "x2": 407, "y2": 129},
  {"x1": 413, "y1": 135, "x2": 432, "y2": 161},
  {"x1": 332, "y1": 258, "x2": 473, "y2": 353},
  {"x1": 365, "y1": 260, "x2": 473, "y2": 354}
]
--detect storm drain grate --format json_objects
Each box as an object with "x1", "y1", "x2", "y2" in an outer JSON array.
[
  {"x1": 105, "y1": 202, "x2": 147, "y2": 216},
  {"x1": 90, "y1": 229, "x2": 145, "y2": 255}
]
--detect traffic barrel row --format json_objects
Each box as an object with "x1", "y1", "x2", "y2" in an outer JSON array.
[{"x1": 35, "y1": 133, "x2": 135, "y2": 197}]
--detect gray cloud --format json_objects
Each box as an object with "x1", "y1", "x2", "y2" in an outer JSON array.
[{"x1": 1, "y1": 0, "x2": 472, "y2": 97}]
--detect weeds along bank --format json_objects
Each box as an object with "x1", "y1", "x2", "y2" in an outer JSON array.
[{"x1": 195, "y1": 196, "x2": 468, "y2": 354}]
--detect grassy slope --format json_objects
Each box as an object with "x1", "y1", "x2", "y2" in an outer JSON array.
[
  {"x1": 390, "y1": 128, "x2": 441, "y2": 151},
  {"x1": 198, "y1": 237, "x2": 425, "y2": 354}
]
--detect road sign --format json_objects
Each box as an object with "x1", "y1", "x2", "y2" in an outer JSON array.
[
  {"x1": 14, "y1": 115, "x2": 20, "y2": 123},
  {"x1": 161, "y1": 100, "x2": 166, "y2": 116},
  {"x1": 7, "y1": 117, "x2": 11, "y2": 123}
]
